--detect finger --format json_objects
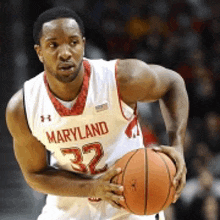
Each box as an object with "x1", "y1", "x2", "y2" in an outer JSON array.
[
  {"x1": 153, "y1": 146, "x2": 179, "y2": 179},
  {"x1": 152, "y1": 145, "x2": 171, "y2": 152},
  {"x1": 152, "y1": 146, "x2": 185, "y2": 185},
  {"x1": 105, "y1": 192, "x2": 124, "y2": 202},
  {"x1": 172, "y1": 182, "x2": 182, "y2": 203},
  {"x1": 105, "y1": 192, "x2": 124, "y2": 208},
  {"x1": 172, "y1": 169, "x2": 187, "y2": 203},
  {"x1": 174, "y1": 178, "x2": 184, "y2": 195},
  {"x1": 112, "y1": 194, "x2": 125, "y2": 208},
  {"x1": 152, "y1": 146, "x2": 187, "y2": 203},
  {"x1": 173, "y1": 162, "x2": 183, "y2": 185},
  {"x1": 170, "y1": 151, "x2": 185, "y2": 182},
  {"x1": 157, "y1": 147, "x2": 186, "y2": 191},
  {"x1": 173, "y1": 194, "x2": 180, "y2": 203},
  {"x1": 173, "y1": 182, "x2": 185, "y2": 203},
  {"x1": 153, "y1": 146, "x2": 177, "y2": 164},
  {"x1": 104, "y1": 184, "x2": 124, "y2": 193},
  {"x1": 174, "y1": 165, "x2": 187, "y2": 188},
  {"x1": 103, "y1": 167, "x2": 122, "y2": 181},
  {"x1": 152, "y1": 146, "x2": 162, "y2": 152},
  {"x1": 108, "y1": 200, "x2": 123, "y2": 209},
  {"x1": 176, "y1": 169, "x2": 187, "y2": 193}
]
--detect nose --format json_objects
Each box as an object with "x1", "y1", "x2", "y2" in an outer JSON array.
[{"x1": 58, "y1": 45, "x2": 72, "y2": 61}]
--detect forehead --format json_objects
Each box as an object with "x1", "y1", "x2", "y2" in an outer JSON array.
[{"x1": 41, "y1": 18, "x2": 81, "y2": 38}]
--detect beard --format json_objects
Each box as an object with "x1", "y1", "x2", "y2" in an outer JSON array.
[{"x1": 45, "y1": 57, "x2": 84, "y2": 83}]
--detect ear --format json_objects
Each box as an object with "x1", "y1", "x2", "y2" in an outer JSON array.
[
  {"x1": 34, "y1": 44, "x2": 44, "y2": 63},
  {"x1": 82, "y1": 37, "x2": 86, "y2": 56},
  {"x1": 82, "y1": 37, "x2": 86, "y2": 46}
]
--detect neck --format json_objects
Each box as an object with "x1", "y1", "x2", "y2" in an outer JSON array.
[{"x1": 46, "y1": 65, "x2": 84, "y2": 101}]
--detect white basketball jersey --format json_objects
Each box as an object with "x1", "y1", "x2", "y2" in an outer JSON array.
[{"x1": 23, "y1": 58, "x2": 164, "y2": 220}]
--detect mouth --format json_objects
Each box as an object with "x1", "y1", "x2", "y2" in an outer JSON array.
[{"x1": 58, "y1": 63, "x2": 75, "y2": 73}]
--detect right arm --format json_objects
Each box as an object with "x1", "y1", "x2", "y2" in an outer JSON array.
[{"x1": 6, "y1": 89, "x2": 124, "y2": 208}]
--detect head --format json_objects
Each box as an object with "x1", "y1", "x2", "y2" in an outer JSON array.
[
  {"x1": 33, "y1": 7, "x2": 86, "y2": 83},
  {"x1": 203, "y1": 196, "x2": 219, "y2": 220},
  {"x1": 199, "y1": 168, "x2": 213, "y2": 191}
]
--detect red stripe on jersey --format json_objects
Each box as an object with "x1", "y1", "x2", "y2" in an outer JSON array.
[
  {"x1": 125, "y1": 115, "x2": 138, "y2": 138},
  {"x1": 125, "y1": 112, "x2": 140, "y2": 138},
  {"x1": 115, "y1": 60, "x2": 140, "y2": 138},
  {"x1": 44, "y1": 60, "x2": 91, "y2": 116}
]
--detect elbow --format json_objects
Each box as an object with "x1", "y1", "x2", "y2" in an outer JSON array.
[
  {"x1": 172, "y1": 72, "x2": 186, "y2": 88},
  {"x1": 24, "y1": 172, "x2": 47, "y2": 194},
  {"x1": 171, "y1": 72, "x2": 188, "y2": 99}
]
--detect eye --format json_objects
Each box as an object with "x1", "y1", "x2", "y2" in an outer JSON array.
[
  {"x1": 70, "y1": 40, "x2": 79, "y2": 46},
  {"x1": 49, "y1": 42, "x2": 58, "y2": 48}
]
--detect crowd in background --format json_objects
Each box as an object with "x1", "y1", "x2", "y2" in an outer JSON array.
[
  {"x1": 4, "y1": 0, "x2": 220, "y2": 219},
  {"x1": 60, "y1": 1, "x2": 220, "y2": 218},
  {"x1": 72, "y1": 1, "x2": 220, "y2": 219}
]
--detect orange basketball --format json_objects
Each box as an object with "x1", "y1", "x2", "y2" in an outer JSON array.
[{"x1": 112, "y1": 148, "x2": 176, "y2": 215}]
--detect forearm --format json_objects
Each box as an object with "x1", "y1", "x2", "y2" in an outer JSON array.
[
  {"x1": 159, "y1": 76, "x2": 189, "y2": 153},
  {"x1": 25, "y1": 166, "x2": 96, "y2": 197}
]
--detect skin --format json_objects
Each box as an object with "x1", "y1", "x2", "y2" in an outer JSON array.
[
  {"x1": 6, "y1": 18, "x2": 188, "y2": 209},
  {"x1": 35, "y1": 18, "x2": 85, "y2": 101}
]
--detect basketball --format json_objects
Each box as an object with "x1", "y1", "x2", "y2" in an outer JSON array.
[{"x1": 111, "y1": 148, "x2": 176, "y2": 215}]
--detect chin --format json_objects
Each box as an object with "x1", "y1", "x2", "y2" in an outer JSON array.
[
  {"x1": 55, "y1": 67, "x2": 80, "y2": 83},
  {"x1": 57, "y1": 73, "x2": 78, "y2": 83}
]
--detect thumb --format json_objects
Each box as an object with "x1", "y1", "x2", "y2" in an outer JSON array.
[{"x1": 152, "y1": 146, "x2": 162, "y2": 152}]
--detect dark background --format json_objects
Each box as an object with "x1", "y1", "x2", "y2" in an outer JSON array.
[{"x1": 1, "y1": 0, "x2": 220, "y2": 219}]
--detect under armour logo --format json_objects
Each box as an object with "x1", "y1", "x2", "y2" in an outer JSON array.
[{"x1": 41, "y1": 115, "x2": 51, "y2": 122}]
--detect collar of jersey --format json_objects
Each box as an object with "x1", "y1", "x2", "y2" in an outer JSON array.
[{"x1": 43, "y1": 60, "x2": 91, "y2": 116}]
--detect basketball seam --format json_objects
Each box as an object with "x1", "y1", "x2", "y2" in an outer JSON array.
[
  {"x1": 144, "y1": 148, "x2": 148, "y2": 215},
  {"x1": 121, "y1": 149, "x2": 139, "y2": 214},
  {"x1": 156, "y1": 152, "x2": 173, "y2": 211}
]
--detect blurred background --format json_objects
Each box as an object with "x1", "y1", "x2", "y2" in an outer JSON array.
[{"x1": 1, "y1": 0, "x2": 220, "y2": 219}]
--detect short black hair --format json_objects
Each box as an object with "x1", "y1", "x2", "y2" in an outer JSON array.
[{"x1": 33, "y1": 7, "x2": 85, "y2": 45}]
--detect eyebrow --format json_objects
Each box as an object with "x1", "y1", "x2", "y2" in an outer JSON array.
[
  {"x1": 69, "y1": 35, "x2": 81, "y2": 38},
  {"x1": 45, "y1": 37, "x2": 57, "y2": 42},
  {"x1": 45, "y1": 35, "x2": 80, "y2": 42}
]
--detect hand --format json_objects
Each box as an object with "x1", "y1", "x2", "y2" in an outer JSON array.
[
  {"x1": 152, "y1": 145, "x2": 187, "y2": 203},
  {"x1": 91, "y1": 167, "x2": 125, "y2": 209}
]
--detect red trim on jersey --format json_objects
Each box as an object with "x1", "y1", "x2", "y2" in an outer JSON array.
[
  {"x1": 125, "y1": 107, "x2": 140, "y2": 138},
  {"x1": 115, "y1": 60, "x2": 140, "y2": 138},
  {"x1": 125, "y1": 115, "x2": 138, "y2": 138},
  {"x1": 115, "y1": 59, "x2": 130, "y2": 121},
  {"x1": 44, "y1": 60, "x2": 91, "y2": 116}
]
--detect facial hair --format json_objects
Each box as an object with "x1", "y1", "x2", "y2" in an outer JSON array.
[
  {"x1": 56, "y1": 58, "x2": 84, "y2": 83},
  {"x1": 44, "y1": 57, "x2": 84, "y2": 83}
]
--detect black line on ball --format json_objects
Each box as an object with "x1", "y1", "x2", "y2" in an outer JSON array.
[
  {"x1": 156, "y1": 152, "x2": 173, "y2": 211},
  {"x1": 144, "y1": 148, "x2": 148, "y2": 215},
  {"x1": 121, "y1": 149, "x2": 139, "y2": 214}
]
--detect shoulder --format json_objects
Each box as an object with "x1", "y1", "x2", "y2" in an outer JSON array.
[
  {"x1": 116, "y1": 59, "x2": 182, "y2": 83},
  {"x1": 6, "y1": 89, "x2": 24, "y2": 118},
  {"x1": 6, "y1": 89, "x2": 27, "y2": 137},
  {"x1": 116, "y1": 59, "x2": 185, "y2": 104},
  {"x1": 116, "y1": 59, "x2": 158, "y2": 105},
  {"x1": 116, "y1": 59, "x2": 153, "y2": 82}
]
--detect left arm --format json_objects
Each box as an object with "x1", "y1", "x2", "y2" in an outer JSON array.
[
  {"x1": 117, "y1": 59, "x2": 189, "y2": 202},
  {"x1": 154, "y1": 64, "x2": 188, "y2": 149},
  {"x1": 150, "y1": 64, "x2": 188, "y2": 203}
]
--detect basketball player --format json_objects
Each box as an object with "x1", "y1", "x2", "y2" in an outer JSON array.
[{"x1": 6, "y1": 7, "x2": 188, "y2": 220}]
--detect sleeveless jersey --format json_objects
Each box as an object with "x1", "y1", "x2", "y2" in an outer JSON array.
[{"x1": 23, "y1": 58, "x2": 164, "y2": 220}]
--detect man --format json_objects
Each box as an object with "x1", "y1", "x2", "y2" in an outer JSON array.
[{"x1": 6, "y1": 7, "x2": 188, "y2": 220}]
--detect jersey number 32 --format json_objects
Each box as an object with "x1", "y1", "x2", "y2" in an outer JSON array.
[{"x1": 61, "y1": 142, "x2": 108, "y2": 174}]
